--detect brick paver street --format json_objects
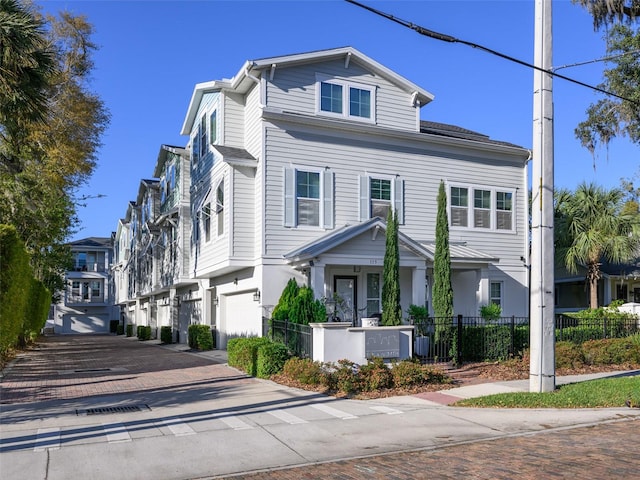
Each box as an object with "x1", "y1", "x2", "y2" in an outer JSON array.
[{"x1": 228, "y1": 418, "x2": 640, "y2": 479}]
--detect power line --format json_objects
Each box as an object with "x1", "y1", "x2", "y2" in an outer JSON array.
[{"x1": 345, "y1": 0, "x2": 639, "y2": 105}]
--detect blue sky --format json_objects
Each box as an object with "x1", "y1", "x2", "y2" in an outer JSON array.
[{"x1": 37, "y1": 0, "x2": 639, "y2": 242}]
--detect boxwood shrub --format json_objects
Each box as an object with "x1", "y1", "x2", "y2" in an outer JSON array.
[
  {"x1": 160, "y1": 326, "x2": 172, "y2": 344},
  {"x1": 126, "y1": 324, "x2": 133, "y2": 337},
  {"x1": 256, "y1": 342, "x2": 290, "y2": 378},
  {"x1": 188, "y1": 324, "x2": 213, "y2": 351},
  {"x1": 109, "y1": 320, "x2": 119, "y2": 334},
  {"x1": 228, "y1": 337, "x2": 271, "y2": 376},
  {"x1": 137, "y1": 325, "x2": 151, "y2": 341}
]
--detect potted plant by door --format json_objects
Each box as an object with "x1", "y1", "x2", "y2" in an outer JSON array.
[{"x1": 408, "y1": 304, "x2": 430, "y2": 356}]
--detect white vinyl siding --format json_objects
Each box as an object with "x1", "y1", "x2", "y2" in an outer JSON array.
[
  {"x1": 265, "y1": 59, "x2": 417, "y2": 131},
  {"x1": 264, "y1": 126, "x2": 526, "y2": 264}
]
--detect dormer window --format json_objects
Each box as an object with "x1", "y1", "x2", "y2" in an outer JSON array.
[{"x1": 316, "y1": 75, "x2": 375, "y2": 122}]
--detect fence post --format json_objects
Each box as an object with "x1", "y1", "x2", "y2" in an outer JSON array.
[
  {"x1": 456, "y1": 314, "x2": 463, "y2": 365},
  {"x1": 510, "y1": 315, "x2": 515, "y2": 357},
  {"x1": 603, "y1": 316, "x2": 607, "y2": 339},
  {"x1": 284, "y1": 319, "x2": 289, "y2": 346}
]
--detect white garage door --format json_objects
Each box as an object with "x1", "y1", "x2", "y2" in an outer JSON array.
[
  {"x1": 62, "y1": 314, "x2": 109, "y2": 334},
  {"x1": 220, "y1": 293, "x2": 261, "y2": 349}
]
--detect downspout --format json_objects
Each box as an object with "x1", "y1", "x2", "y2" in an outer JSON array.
[{"x1": 245, "y1": 66, "x2": 265, "y2": 109}]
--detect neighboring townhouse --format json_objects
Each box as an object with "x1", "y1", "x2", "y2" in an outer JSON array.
[
  {"x1": 50, "y1": 236, "x2": 119, "y2": 333},
  {"x1": 113, "y1": 145, "x2": 198, "y2": 342},
  {"x1": 555, "y1": 256, "x2": 640, "y2": 313},
  {"x1": 176, "y1": 46, "x2": 531, "y2": 348}
]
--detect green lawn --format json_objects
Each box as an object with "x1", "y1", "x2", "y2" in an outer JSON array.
[{"x1": 455, "y1": 376, "x2": 640, "y2": 408}]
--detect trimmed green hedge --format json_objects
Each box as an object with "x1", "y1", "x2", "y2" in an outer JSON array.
[
  {"x1": 160, "y1": 326, "x2": 172, "y2": 344},
  {"x1": 137, "y1": 325, "x2": 151, "y2": 341},
  {"x1": 459, "y1": 325, "x2": 529, "y2": 361},
  {"x1": 0, "y1": 225, "x2": 50, "y2": 354},
  {"x1": 256, "y1": 342, "x2": 290, "y2": 378},
  {"x1": 126, "y1": 324, "x2": 133, "y2": 337},
  {"x1": 228, "y1": 337, "x2": 271, "y2": 376},
  {"x1": 109, "y1": 320, "x2": 119, "y2": 334},
  {"x1": 188, "y1": 324, "x2": 213, "y2": 350},
  {"x1": 22, "y1": 278, "x2": 50, "y2": 345}
]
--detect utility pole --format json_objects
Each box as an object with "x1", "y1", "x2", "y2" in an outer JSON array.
[{"x1": 530, "y1": 0, "x2": 556, "y2": 393}]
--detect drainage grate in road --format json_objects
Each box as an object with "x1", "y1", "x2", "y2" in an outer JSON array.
[{"x1": 76, "y1": 404, "x2": 151, "y2": 416}]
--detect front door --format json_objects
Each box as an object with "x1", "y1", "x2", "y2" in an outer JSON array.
[{"x1": 334, "y1": 276, "x2": 357, "y2": 325}]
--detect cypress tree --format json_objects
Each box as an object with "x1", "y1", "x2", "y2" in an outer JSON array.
[
  {"x1": 382, "y1": 209, "x2": 402, "y2": 326},
  {"x1": 433, "y1": 181, "x2": 453, "y2": 342}
]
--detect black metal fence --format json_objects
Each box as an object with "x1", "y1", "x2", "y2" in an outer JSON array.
[
  {"x1": 412, "y1": 315, "x2": 530, "y2": 364},
  {"x1": 263, "y1": 317, "x2": 313, "y2": 359},
  {"x1": 555, "y1": 314, "x2": 640, "y2": 343},
  {"x1": 260, "y1": 314, "x2": 639, "y2": 365},
  {"x1": 413, "y1": 314, "x2": 640, "y2": 364}
]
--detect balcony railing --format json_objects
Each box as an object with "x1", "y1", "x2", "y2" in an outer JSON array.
[
  {"x1": 67, "y1": 295, "x2": 106, "y2": 304},
  {"x1": 72, "y1": 263, "x2": 106, "y2": 272}
]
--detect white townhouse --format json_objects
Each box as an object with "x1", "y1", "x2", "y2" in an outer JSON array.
[
  {"x1": 113, "y1": 146, "x2": 201, "y2": 342},
  {"x1": 179, "y1": 47, "x2": 531, "y2": 348},
  {"x1": 50, "y1": 236, "x2": 119, "y2": 333}
]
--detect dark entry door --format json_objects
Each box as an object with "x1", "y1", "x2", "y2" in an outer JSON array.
[{"x1": 334, "y1": 276, "x2": 357, "y2": 325}]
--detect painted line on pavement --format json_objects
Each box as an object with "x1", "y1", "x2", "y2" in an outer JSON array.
[
  {"x1": 311, "y1": 404, "x2": 357, "y2": 420},
  {"x1": 103, "y1": 422, "x2": 132, "y2": 443},
  {"x1": 219, "y1": 415, "x2": 254, "y2": 430},
  {"x1": 160, "y1": 418, "x2": 197, "y2": 436},
  {"x1": 268, "y1": 409, "x2": 308, "y2": 425},
  {"x1": 34, "y1": 428, "x2": 60, "y2": 452},
  {"x1": 370, "y1": 406, "x2": 403, "y2": 415}
]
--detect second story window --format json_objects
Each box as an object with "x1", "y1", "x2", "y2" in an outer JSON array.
[
  {"x1": 296, "y1": 171, "x2": 320, "y2": 226},
  {"x1": 284, "y1": 167, "x2": 334, "y2": 229},
  {"x1": 449, "y1": 184, "x2": 516, "y2": 232},
  {"x1": 370, "y1": 178, "x2": 391, "y2": 219},
  {"x1": 199, "y1": 115, "x2": 207, "y2": 158},
  {"x1": 474, "y1": 189, "x2": 491, "y2": 228},
  {"x1": 359, "y1": 175, "x2": 404, "y2": 224},
  {"x1": 216, "y1": 181, "x2": 224, "y2": 236},
  {"x1": 496, "y1": 191, "x2": 513, "y2": 230},
  {"x1": 317, "y1": 75, "x2": 375, "y2": 122}
]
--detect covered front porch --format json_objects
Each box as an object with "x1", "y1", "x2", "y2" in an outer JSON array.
[{"x1": 284, "y1": 218, "x2": 500, "y2": 325}]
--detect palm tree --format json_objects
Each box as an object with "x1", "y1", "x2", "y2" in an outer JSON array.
[
  {"x1": 556, "y1": 182, "x2": 640, "y2": 309},
  {"x1": 0, "y1": 0, "x2": 55, "y2": 168}
]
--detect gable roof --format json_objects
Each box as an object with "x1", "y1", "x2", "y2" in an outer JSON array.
[
  {"x1": 182, "y1": 47, "x2": 434, "y2": 135},
  {"x1": 68, "y1": 237, "x2": 112, "y2": 248},
  {"x1": 284, "y1": 217, "x2": 432, "y2": 263}
]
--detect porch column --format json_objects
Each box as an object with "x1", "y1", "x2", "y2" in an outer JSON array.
[
  {"x1": 309, "y1": 263, "x2": 326, "y2": 300},
  {"x1": 412, "y1": 266, "x2": 426, "y2": 308},
  {"x1": 477, "y1": 268, "x2": 489, "y2": 309}
]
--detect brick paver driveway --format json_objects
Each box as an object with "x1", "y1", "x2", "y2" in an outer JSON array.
[
  {"x1": 230, "y1": 418, "x2": 639, "y2": 480},
  {"x1": 0, "y1": 334, "x2": 246, "y2": 404}
]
